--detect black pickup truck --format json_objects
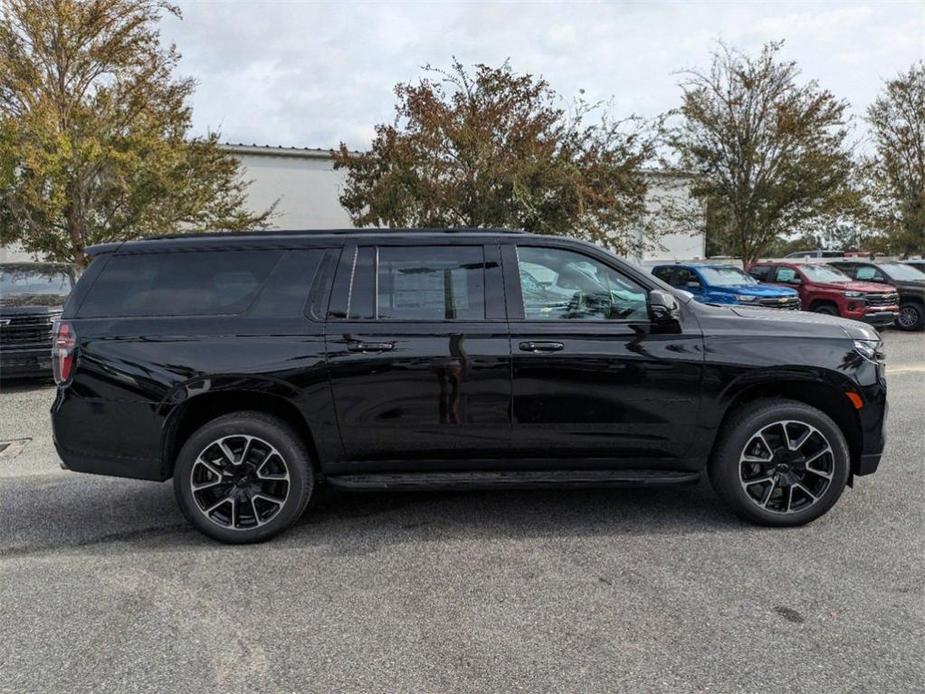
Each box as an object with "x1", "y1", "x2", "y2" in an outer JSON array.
[{"x1": 1, "y1": 262, "x2": 76, "y2": 379}]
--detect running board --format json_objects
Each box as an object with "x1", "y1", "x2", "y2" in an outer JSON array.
[{"x1": 325, "y1": 469, "x2": 701, "y2": 491}]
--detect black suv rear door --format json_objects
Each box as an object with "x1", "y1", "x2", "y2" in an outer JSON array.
[
  {"x1": 324, "y1": 240, "x2": 511, "y2": 471},
  {"x1": 502, "y1": 240, "x2": 702, "y2": 468}
]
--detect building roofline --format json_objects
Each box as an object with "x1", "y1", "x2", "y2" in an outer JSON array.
[{"x1": 220, "y1": 142, "x2": 694, "y2": 178}]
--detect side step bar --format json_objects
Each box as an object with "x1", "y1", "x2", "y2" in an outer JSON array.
[{"x1": 326, "y1": 469, "x2": 701, "y2": 491}]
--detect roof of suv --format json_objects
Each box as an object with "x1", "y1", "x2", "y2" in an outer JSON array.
[{"x1": 86, "y1": 228, "x2": 532, "y2": 256}]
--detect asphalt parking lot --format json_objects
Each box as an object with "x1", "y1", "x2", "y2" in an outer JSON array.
[{"x1": 0, "y1": 332, "x2": 922, "y2": 693}]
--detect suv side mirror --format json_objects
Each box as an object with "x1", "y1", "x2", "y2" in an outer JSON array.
[{"x1": 649, "y1": 289, "x2": 680, "y2": 324}]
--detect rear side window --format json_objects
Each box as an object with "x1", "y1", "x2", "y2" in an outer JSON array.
[
  {"x1": 774, "y1": 267, "x2": 800, "y2": 283},
  {"x1": 339, "y1": 246, "x2": 486, "y2": 321},
  {"x1": 78, "y1": 250, "x2": 282, "y2": 318}
]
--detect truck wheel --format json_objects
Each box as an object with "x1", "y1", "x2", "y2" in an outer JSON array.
[
  {"x1": 173, "y1": 412, "x2": 314, "y2": 543},
  {"x1": 812, "y1": 304, "x2": 838, "y2": 316},
  {"x1": 708, "y1": 399, "x2": 849, "y2": 527},
  {"x1": 897, "y1": 302, "x2": 924, "y2": 331}
]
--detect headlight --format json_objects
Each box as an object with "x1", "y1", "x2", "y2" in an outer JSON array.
[
  {"x1": 845, "y1": 291, "x2": 863, "y2": 298},
  {"x1": 853, "y1": 339, "x2": 884, "y2": 363},
  {"x1": 735, "y1": 295, "x2": 757, "y2": 302}
]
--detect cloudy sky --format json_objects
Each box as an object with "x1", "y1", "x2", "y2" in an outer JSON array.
[{"x1": 161, "y1": 1, "x2": 924, "y2": 150}]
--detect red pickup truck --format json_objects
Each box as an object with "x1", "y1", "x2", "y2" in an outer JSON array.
[{"x1": 747, "y1": 261, "x2": 899, "y2": 326}]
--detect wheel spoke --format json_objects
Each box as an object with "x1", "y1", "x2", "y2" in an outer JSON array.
[
  {"x1": 743, "y1": 453, "x2": 772, "y2": 464},
  {"x1": 760, "y1": 477, "x2": 777, "y2": 507},
  {"x1": 204, "y1": 495, "x2": 232, "y2": 515},
  {"x1": 192, "y1": 478, "x2": 222, "y2": 492},
  {"x1": 253, "y1": 493, "x2": 285, "y2": 509},
  {"x1": 198, "y1": 459, "x2": 225, "y2": 479},
  {"x1": 803, "y1": 447, "x2": 832, "y2": 466},
  {"x1": 240, "y1": 436, "x2": 255, "y2": 465},
  {"x1": 744, "y1": 475, "x2": 774, "y2": 488},
  {"x1": 250, "y1": 496, "x2": 262, "y2": 526},
  {"x1": 217, "y1": 439, "x2": 239, "y2": 466},
  {"x1": 805, "y1": 461, "x2": 833, "y2": 480},
  {"x1": 789, "y1": 427, "x2": 812, "y2": 451},
  {"x1": 785, "y1": 485, "x2": 794, "y2": 512},
  {"x1": 795, "y1": 482, "x2": 817, "y2": 502}
]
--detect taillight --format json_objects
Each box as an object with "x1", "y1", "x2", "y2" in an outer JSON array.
[{"x1": 52, "y1": 320, "x2": 77, "y2": 384}]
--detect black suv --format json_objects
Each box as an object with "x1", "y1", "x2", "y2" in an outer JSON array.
[
  {"x1": 51, "y1": 230, "x2": 888, "y2": 543},
  {"x1": 1, "y1": 262, "x2": 76, "y2": 379},
  {"x1": 830, "y1": 260, "x2": 925, "y2": 331}
]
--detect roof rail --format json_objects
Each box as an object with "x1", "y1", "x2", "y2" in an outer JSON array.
[{"x1": 144, "y1": 227, "x2": 528, "y2": 241}]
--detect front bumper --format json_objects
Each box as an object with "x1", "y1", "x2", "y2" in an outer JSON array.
[
  {"x1": 844, "y1": 306, "x2": 899, "y2": 327},
  {"x1": 0, "y1": 345, "x2": 53, "y2": 379}
]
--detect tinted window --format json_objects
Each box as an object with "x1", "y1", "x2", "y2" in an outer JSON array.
[
  {"x1": 79, "y1": 250, "x2": 282, "y2": 318},
  {"x1": 674, "y1": 268, "x2": 701, "y2": 288},
  {"x1": 372, "y1": 246, "x2": 486, "y2": 320},
  {"x1": 652, "y1": 267, "x2": 675, "y2": 284},
  {"x1": 516, "y1": 246, "x2": 647, "y2": 321},
  {"x1": 749, "y1": 265, "x2": 771, "y2": 281}
]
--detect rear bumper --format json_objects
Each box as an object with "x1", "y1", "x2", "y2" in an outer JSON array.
[
  {"x1": 0, "y1": 345, "x2": 52, "y2": 378},
  {"x1": 54, "y1": 440, "x2": 165, "y2": 481}
]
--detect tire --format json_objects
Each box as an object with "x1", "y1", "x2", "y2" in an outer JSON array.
[
  {"x1": 173, "y1": 412, "x2": 314, "y2": 543},
  {"x1": 708, "y1": 399, "x2": 849, "y2": 527},
  {"x1": 812, "y1": 303, "x2": 838, "y2": 316},
  {"x1": 896, "y1": 301, "x2": 924, "y2": 331}
]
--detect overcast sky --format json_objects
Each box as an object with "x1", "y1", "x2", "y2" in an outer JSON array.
[{"x1": 161, "y1": 1, "x2": 924, "y2": 150}]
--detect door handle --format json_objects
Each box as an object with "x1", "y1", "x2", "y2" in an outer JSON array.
[
  {"x1": 518, "y1": 341, "x2": 564, "y2": 353},
  {"x1": 348, "y1": 341, "x2": 395, "y2": 353}
]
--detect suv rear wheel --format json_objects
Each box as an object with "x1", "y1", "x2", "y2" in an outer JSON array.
[
  {"x1": 708, "y1": 399, "x2": 849, "y2": 526},
  {"x1": 173, "y1": 412, "x2": 314, "y2": 543}
]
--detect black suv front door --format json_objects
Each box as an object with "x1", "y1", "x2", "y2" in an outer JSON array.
[
  {"x1": 503, "y1": 242, "x2": 702, "y2": 469},
  {"x1": 324, "y1": 242, "x2": 511, "y2": 471}
]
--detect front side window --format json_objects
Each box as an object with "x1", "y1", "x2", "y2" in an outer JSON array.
[
  {"x1": 774, "y1": 267, "x2": 801, "y2": 284},
  {"x1": 853, "y1": 265, "x2": 884, "y2": 282},
  {"x1": 673, "y1": 268, "x2": 702, "y2": 289},
  {"x1": 516, "y1": 246, "x2": 647, "y2": 321},
  {"x1": 749, "y1": 265, "x2": 771, "y2": 281},
  {"x1": 345, "y1": 246, "x2": 486, "y2": 321}
]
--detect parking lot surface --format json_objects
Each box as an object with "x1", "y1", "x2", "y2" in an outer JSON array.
[{"x1": 0, "y1": 331, "x2": 923, "y2": 693}]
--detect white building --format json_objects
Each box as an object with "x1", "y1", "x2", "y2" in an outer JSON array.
[{"x1": 2, "y1": 143, "x2": 704, "y2": 263}]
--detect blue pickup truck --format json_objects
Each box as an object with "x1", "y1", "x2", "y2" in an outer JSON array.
[{"x1": 651, "y1": 263, "x2": 801, "y2": 309}]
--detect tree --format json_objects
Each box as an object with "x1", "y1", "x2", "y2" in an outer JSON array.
[
  {"x1": 0, "y1": 0, "x2": 271, "y2": 266},
  {"x1": 667, "y1": 42, "x2": 856, "y2": 267},
  {"x1": 863, "y1": 62, "x2": 925, "y2": 256},
  {"x1": 334, "y1": 60, "x2": 658, "y2": 256}
]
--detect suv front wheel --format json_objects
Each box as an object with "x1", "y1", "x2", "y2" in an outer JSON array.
[
  {"x1": 709, "y1": 399, "x2": 849, "y2": 526},
  {"x1": 173, "y1": 412, "x2": 314, "y2": 543}
]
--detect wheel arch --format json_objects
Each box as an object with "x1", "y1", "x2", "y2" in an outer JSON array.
[
  {"x1": 161, "y1": 389, "x2": 321, "y2": 479},
  {"x1": 808, "y1": 298, "x2": 839, "y2": 313},
  {"x1": 709, "y1": 379, "x2": 863, "y2": 476}
]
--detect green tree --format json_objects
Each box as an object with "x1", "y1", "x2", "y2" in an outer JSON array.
[
  {"x1": 667, "y1": 41, "x2": 856, "y2": 267},
  {"x1": 0, "y1": 0, "x2": 271, "y2": 266},
  {"x1": 863, "y1": 62, "x2": 925, "y2": 256},
  {"x1": 334, "y1": 60, "x2": 659, "y2": 256}
]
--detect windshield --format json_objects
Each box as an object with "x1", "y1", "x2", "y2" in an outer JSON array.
[
  {"x1": 698, "y1": 266, "x2": 757, "y2": 286},
  {"x1": 880, "y1": 263, "x2": 925, "y2": 281},
  {"x1": 800, "y1": 264, "x2": 851, "y2": 283},
  {"x1": 1, "y1": 267, "x2": 72, "y2": 297}
]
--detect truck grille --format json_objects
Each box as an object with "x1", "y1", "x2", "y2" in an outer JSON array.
[
  {"x1": 759, "y1": 296, "x2": 801, "y2": 310},
  {"x1": 865, "y1": 293, "x2": 899, "y2": 308},
  {"x1": 0, "y1": 313, "x2": 58, "y2": 348}
]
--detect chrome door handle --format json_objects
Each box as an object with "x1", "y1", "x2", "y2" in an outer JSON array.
[
  {"x1": 518, "y1": 341, "x2": 564, "y2": 353},
  {"x1": 348, "y1": 341, "x2": 395, "y2": 353}
]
